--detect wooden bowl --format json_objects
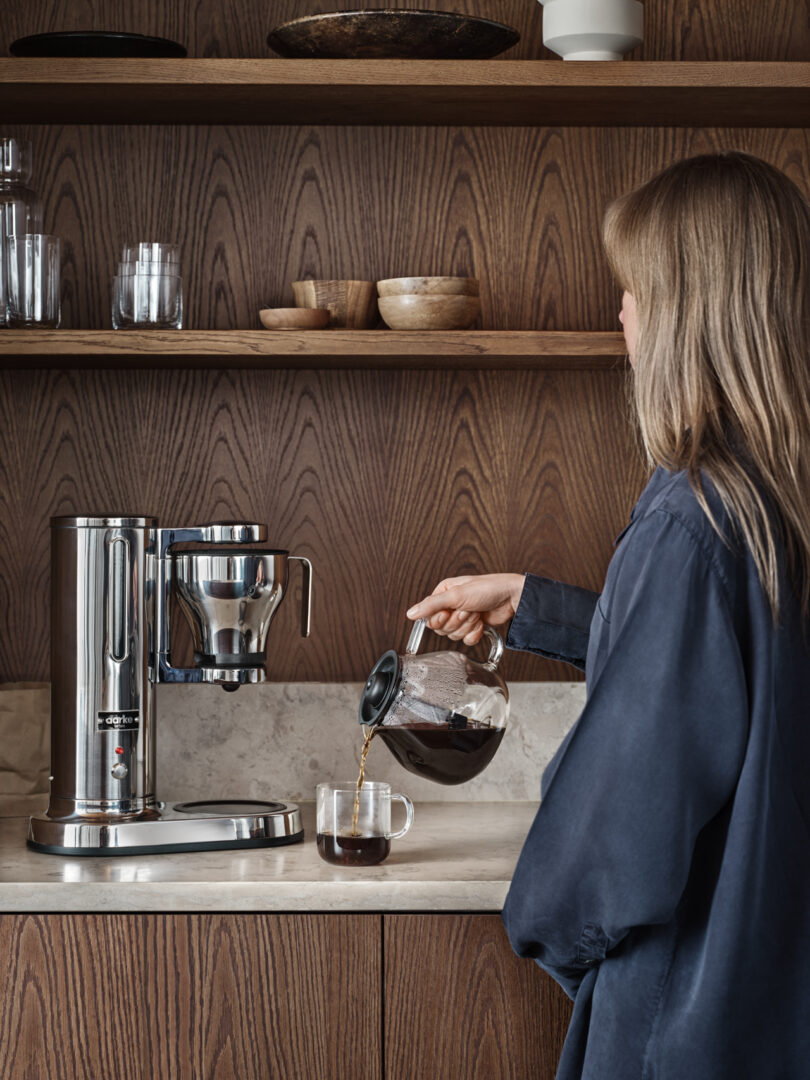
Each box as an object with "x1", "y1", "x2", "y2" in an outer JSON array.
[
  {"x1": 292, "y1": 279, "x2": 377, "y2": 329},
  {"x1": 377, "y1": 276, "x2": 480, "y2": 298},
  {"x1": 259, "y1": 307, "x2": 330, "y2": 330},
  {"x1": 267, "y1": 11, "x2": 520, "y2": 60},
  {"x1": 378, "y1": 294, "x2": 481, "y2": 331}
]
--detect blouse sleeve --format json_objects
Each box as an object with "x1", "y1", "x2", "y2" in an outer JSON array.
[
  {"x1": 501, "y1": 510, "x2": 749, "y2": 999},
  {"x1": 505, "y1": 573, "x2": 600, "y2": 672}
]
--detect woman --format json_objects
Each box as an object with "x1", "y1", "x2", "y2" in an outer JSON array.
[{"x1": 406, "y1": 152, "x2": 810, "y2": 1078}]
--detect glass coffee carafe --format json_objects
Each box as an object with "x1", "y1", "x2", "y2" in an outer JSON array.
[{"x1": 358, "y1": 618, "x2": 509, "y2": 785}]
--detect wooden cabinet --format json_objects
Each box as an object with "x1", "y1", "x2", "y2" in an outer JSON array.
[
  {"x1": 0, "y1": 914, "x2": 381, "y2": 1080},
  {"x1": 0, "y1": 913, "x2": 568, "y2": 1080},
  {"x1": 385, "y1": 916, "x2": 571, "y2": 1080}
]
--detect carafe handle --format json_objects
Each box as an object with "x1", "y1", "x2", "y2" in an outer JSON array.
[
  {"x1": 406, "y1": 618, "x2": 505, "y2": 671},
  {"x1": 289, "y1": 556, "x2": 313, "y2": 638}
]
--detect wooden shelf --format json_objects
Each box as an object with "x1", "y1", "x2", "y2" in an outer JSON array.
[
  {"x1": 0, "y1": 330, "x2": 626, "y2": 370},
  {"x1": 2, "y1": 59, "x2": 808, "y2": 126}
]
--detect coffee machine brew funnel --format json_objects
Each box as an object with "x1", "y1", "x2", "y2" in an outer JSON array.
[{"x1": 174, "y1": 551, "x2": 312, "y2": 682}]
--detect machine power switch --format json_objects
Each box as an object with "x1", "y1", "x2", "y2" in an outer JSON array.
[{"x1": 111, "y1": 762, "x2": 128, "y2": 780}]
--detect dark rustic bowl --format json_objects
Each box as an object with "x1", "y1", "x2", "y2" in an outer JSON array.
[{"x1": 267, "y1": 10, "x2": 520, "y2": 60}]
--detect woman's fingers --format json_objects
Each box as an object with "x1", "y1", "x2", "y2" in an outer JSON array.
[
  {"x1": 427, "y1": 609, "x2": 463, "y2": 636},
  {"x1": 407, "y1": 585, "x2": 466, "y2": 620},
  {"x1": 427, "y1": 611, "x2": 450, "y2": 631},
  {"x1": 446, "y1": 612, "x2": 482, "y2": 642},
  {"x1": 424, "y1": 610, "x2": 485, "y2": 642}
]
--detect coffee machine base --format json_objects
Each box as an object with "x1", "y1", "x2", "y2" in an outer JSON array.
[{"x1": 27, "y1": 800, "x2": 304, "y2": 857}]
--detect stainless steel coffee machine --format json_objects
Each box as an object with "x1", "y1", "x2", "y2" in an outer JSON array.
[{"x1": 28, "y1": 516, "x2": 312, "y2": 856}]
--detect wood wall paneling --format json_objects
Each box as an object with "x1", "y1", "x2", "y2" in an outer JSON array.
[
  {"x1": 3, "y1": 125, "x2": 807, "y2": 333},
  {"x1": 1, "y1": 0, "x2": 808, "y2": 61},
  {"x1": 0, "y1": 125, "x2": 808, "y2": 681},
  {"x1": 384, "y1": 914, "x2": 573, "y2": 1080},
  {"x1": 0, "y1": 367, "x2": 641, "y2": 682},
  {"x1": 0, "y1": 913, "x2": 382, "y2": 1080}
]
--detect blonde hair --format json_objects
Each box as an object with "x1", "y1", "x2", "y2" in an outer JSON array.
[{"x1": 603, "y1": 151, "x2": 810, "y2": 621}]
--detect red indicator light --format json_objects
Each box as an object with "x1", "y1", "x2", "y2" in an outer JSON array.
[{"x1": 115, "y1": 746, "x2": 124, "y2": 755}]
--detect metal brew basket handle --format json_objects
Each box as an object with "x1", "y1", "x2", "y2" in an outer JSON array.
[
  {"x1": 289, "y1": 556, "x2": 313, "y2": 637},
  {"x1": 405, "y1": 618, "x2": 504, "y2": 670}
]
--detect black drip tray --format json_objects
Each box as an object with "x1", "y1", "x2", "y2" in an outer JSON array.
[{"x1": 173, "y1": 800, "x2": 287, "y2": 816}]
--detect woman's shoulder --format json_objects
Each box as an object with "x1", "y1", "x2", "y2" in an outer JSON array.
[
  {"x1": 631, "y1": 466, "x2": 740, "y2": 589},
  {"x1": 598, "y1": 468, "x2": 739, "y2": 637},
  {"x1": 643, "y1": 467, "x2": 729, "y2": 536}
]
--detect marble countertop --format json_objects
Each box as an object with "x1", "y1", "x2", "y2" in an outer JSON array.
[{"x1": 0, "y1": 801, "x2": 537, "y2": 913}]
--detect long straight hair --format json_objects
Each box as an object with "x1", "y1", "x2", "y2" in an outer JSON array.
[{"x1": 603, "y1": 151, "x2": 810, "y2": 621}]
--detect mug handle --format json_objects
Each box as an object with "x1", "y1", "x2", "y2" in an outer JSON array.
[
  {"x1": 386, "y1": 793, "x2": 414, "y2": 840},
  {"x1": 406, "y1": 617, "x2": 504, "y2": 671}
]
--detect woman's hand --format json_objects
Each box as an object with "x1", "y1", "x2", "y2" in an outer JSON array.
[{"x1": 406, "y1": 573, "x2": 526, "y2": 645}]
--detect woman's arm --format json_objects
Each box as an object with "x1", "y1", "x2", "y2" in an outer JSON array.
[{"x1": 502, "y1": 511, "x2": 748, "y2": 998}]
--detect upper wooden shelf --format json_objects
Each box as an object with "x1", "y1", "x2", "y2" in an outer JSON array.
[
  {"x1": 1, "y1": 60, "x2": 808, "y2": 126},
  {"x1": 0, "y1": 330, "x2": 625, "y2": 370}
]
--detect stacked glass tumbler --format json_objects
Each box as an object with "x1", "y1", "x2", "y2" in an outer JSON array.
[
  {"x1": 1, "y1": 137, "x2": 61, "y2": 328},
  {"x1": 112, "y1": 242, "x2": 183, "y2": 330}
]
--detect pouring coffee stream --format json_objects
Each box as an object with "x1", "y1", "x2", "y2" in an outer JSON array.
[{"x1": 351, "y1": 726, "x2": 376, "y2": 836}]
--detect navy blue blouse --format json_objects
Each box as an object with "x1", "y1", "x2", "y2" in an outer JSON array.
[{"x1": 501, "y1": 466, "x2": 810, "y2": 1079}]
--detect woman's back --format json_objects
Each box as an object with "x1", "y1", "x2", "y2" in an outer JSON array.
[{"x1": 504, "y1": 466, "x2": 810, "y2": 1079}]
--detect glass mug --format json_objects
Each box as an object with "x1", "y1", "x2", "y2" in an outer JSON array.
[{"x1": 316, "y1": 781, "x2": 414, "y2": 867}]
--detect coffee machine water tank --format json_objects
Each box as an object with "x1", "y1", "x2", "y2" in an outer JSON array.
[{"x1": 49, "y1": 516, "x2": 155, "y2": 819}]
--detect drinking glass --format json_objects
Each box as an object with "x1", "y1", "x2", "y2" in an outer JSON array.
[
  {"x1": 112, "y1": 272, "x2": 183, "y2": 330},
  {"x1": 316, "y1": 781, "x2": 413, "y2": 866},
  {"x1": 121, "y1": 242, "x2": 180, "y2": 264},
  {"x1": 5, "y1": 233, "x2": 60, "y2": 328},
  {"x1": 0, "y1": 139, "x2": 43, "y2": 326},
  {"x1": 117, "y1": 261, "x2": 180, "y2": 276}
]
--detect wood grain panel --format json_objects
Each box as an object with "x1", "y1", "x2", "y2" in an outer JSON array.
[
  {"x1": 0, "y1": 913, "x2": 381, "y2": 1080},
  {"x1": 0, "y1": 125, "x2": 805, "y2": 681},
  {"x1": 0, "y1": 914, "x2": 150, "y2": 1080},
  {"x1": 2, "y1": 0, "x2": 808, "y2": 61},
  {"x1": 0, "y1": 368, "x2": 639, "y2": 683},
  {"x1": 384, "y1": 914, "x2": 573, "y2": 1080},
  {"x1": 4, "y1": 125, "x2": 808, "y2": 332}
]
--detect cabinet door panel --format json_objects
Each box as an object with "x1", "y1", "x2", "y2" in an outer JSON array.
[
  {"x1": 384, "y1": 914, "x2": 571, "y2": 1080},
  {"x1": 0, "y1": 913, "x2": 381, "y2": 1080},
  {"x1": 0, "y1": 913, "x2": 145, "y2": 1080}
]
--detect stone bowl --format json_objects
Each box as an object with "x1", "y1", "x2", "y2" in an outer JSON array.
[
  {"x1": 259, "y1": 308, "x2": 330, "y2": 330},
  {"x1": 378, "y1": 294, "x2": 481, "y2": 331},
  {"x1": 267, "y1": 10, "x2": 520, "y2": 60},
  {"x1": 377, "y1": 276, "x2": 480, "y2": 298}
]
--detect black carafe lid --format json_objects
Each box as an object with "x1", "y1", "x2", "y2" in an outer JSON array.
[{"x1": 359, "y1": 650, "x2": 401, "y2": 727}]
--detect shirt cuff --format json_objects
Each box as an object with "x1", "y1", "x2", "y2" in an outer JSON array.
[{"x1": 505, "y1": 573, "x2": 599, "y2": 673}]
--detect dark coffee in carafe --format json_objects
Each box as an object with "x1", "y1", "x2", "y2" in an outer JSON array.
[{"x1": 375, "y1": 723, "x2": 505, "y2": 785}]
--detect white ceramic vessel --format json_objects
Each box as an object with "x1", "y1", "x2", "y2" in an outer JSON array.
[{"x1": 540, "y1": 0, "x2": 643, "y2": 60}]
